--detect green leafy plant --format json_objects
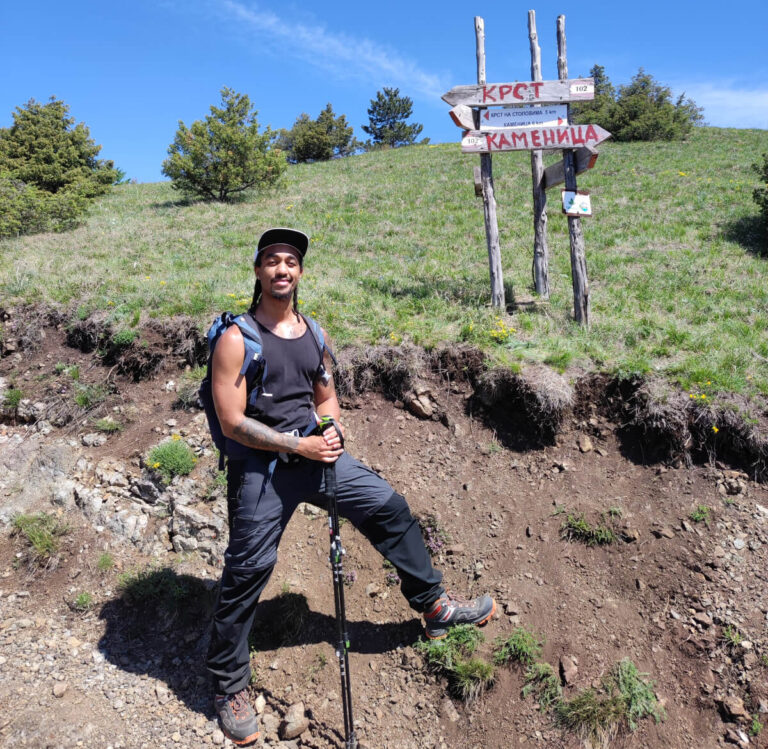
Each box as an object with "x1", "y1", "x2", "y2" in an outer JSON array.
[
  {"x1": 54, "y1": 362, "x2": 67, "y2": 374},
  {"x1": 751, "y1": 715, "x2": 763, "y2": 736},
  {"x1": 74, "y1": 383, "x2": 106, "y2": 410},
  {"x1": 522, "y1": 662, "x2": 563, "y2": 710},
  {"x1": 362, "y1": 87, "x2": 424, "y2": 148},
  {"x1": 146, "y1": 438, "x2": 197, "y2": 483},
  {"x1": 689, "y1": 504, "x2": 711, "y2": 524},
  {"x1": 277, "y1": 103, "x2": 358, "y2": 163},
  {"x1": 722, "y1": 625, "x2": 743, "y2": 647},
  {"x1": 493, "y1": 627, "x2": 544, "y2": 666},
  {"x1": 416, "y1": 624, "x2": 495, "y2": 701},
  {"x1": 561, "y1": 512, "x2": 616, "y2": 546}
]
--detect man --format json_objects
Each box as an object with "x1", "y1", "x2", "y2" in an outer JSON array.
[{"x1": 207, "y1": 227, "x2": 495, "y2": 745}]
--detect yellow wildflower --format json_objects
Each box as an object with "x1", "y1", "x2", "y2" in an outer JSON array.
[{"x1": 712, "y1": 426, "x2": 719, "y2": 433}]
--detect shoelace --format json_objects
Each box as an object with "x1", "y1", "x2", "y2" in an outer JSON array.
[{"x1": 229, "y1": 691, "x2": 250, "y2": 719}]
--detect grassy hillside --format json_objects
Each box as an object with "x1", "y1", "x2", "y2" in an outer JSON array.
[{"x1": 1, "y1": 126, "x2": 767, "y2": 401}]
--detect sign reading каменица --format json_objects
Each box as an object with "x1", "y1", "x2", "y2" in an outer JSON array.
[{"x1": 461, "y1": 124, "x2": 611, "y2": 153}]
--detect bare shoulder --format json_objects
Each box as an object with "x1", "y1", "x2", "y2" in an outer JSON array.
[{"x1": 212, "y1": 325, "x2": 245, "y2": 369}]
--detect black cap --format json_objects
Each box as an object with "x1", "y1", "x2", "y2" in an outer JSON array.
[{"x1": 253, "y1": 227, "x2": 309, "y2": 264}]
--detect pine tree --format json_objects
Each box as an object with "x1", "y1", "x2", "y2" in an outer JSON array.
[
  {"x1": 362, "y1": 88, "x2": 423, "y2": 148},
  {"x1": 162, "y1": 88, "x2": 286, "y2": 201}
]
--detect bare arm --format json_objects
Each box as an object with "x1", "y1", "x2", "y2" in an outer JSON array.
[
  {"x1": 313, "y1": 330, "x2": 344, "y2": 450},
  {"x1": 212, "y1": 326, "x2": 342, "y2": 461}
]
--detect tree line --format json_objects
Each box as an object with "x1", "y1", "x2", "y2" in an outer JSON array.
[{"x1": 2, "y1": 68, "x2": 765, "y2": 243}]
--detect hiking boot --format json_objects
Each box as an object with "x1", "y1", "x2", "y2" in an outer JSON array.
[
  {"x1": 214, "y1": 690, "x2": 261, "y2": 746},
  {"x1": 423, "y1": 591, "x2": 497, "y2": 640}
]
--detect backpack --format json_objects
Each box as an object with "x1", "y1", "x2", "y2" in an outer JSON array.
[{"x1": 199, "y1": 311, "x2": 336, "y2": 469}]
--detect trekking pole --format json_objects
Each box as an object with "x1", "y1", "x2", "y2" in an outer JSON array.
[{"x1": 319, "y1": 417, "x2": 358, "y2": 749}]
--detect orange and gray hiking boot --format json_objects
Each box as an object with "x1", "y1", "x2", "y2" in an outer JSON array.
[
  {"x1": 423, "y1": 591, "x2": 497, "y2": 640},
  {"x1": 214, "y1": 690, "x2": 261, "y2": 746}
]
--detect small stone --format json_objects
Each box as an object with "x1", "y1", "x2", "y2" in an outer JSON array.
[
  {"x1": 211, "y1": 729, "x2": 225, "y2": 745},
  {"x1": 635, "y1": 578, "x2": 646, "y2": 591},
  {"x1": 254, "y1": 694, "x2": 266, "y2": 714},
  {"x1": 733, "y1": 538, "x2": 746, "y2": 550},
  {"x1": 52, "y1": 682, "x2": 68, "y2": 698},
  {"x1": 82, "y1": 432, "x2": 107, "y2": 447},
  {"x1": 171, "y1": 732, "x2": 181, "y2": 743},
  {"x1": 577, "y1": 435, "x2": 593, "y2": 453},
  {"x1": 280, "y1": 701, "x2": 309, "y2": 740},
  {"x1": 719, "y1": 695, "x2": 749, "y2": 722},
  {"x1": 440, "y1": 698, "x2": 460, "y2": 723},
  {"x1": 693, "y1": 612, "x2": 712, "y2": 627},
  {"x1": 559, "y1": 656, "x2": 578, "y2": 685},
  {"x1": 365, "y1": 583, "x2": 381, "y2": 598}
]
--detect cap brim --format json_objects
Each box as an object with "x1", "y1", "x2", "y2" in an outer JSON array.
[{"x1": 254, "y1": 227, "x2": 309, "y2": 263}]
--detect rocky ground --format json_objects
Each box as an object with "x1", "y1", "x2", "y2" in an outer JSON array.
[{"x1": 1, "y1": 325, "x2": 768, "y2": 749}]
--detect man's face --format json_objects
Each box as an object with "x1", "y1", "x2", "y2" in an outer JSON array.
[{"x1": 255, "y1": 245, "x2": 303, "y2": 301}]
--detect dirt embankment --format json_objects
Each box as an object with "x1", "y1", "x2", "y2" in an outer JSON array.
[{"x1": 1, "y1": 307, "x2": 767, "y2": 749}]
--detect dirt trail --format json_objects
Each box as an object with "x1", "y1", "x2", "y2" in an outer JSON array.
[{"x1": 1, "y1": 323, "x2": 767, "y2": 749}]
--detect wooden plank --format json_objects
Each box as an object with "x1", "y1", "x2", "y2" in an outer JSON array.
[
  {"x1": 461, "y1": 124, "x2": 610, "y2": 153},
  {"x1": 442, "y1": 77, "x2": 594, "y2": 107},
  {"x1": 473, "y1": 165, "x2": 482, "y2": 196},
  {"x1": 475, "y1": 15, "x2": 504, "y2": 310},
  {"x1": 528, "y1": 9, "x2": 549, "y2": 300},
  {"x1": 542, "y1": 145, "x2": 599, "y2": 190},
  {"x1": 449, "y1": 104, "x2": 475, "y2": 130},
  {"x1": 558, "y1": 15, "x2": 590, "y2": 328}
]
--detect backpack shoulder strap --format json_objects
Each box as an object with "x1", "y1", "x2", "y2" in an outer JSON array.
[
  {"x1": 231, "y1": 314, "x2": 264, "y2": 378},
  {"x1": 301, "y1": 314, "x2": 337, "y2": 366}
]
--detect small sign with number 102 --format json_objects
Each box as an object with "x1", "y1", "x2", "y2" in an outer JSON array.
[{"x1": 562, "y1": 190, "x2": 592, "y2": 216}]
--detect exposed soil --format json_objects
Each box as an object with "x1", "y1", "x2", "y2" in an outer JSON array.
[{"x1": 1, "y1": 313, "x2": 767, "y2": 749}]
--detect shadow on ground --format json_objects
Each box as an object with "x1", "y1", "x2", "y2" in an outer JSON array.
[
  {"x1": 97, "y1": 570, "x2": 421, "y2": 715},
  {"x1": 722, "y1": 214, "x2": 766, "y2": 257}
]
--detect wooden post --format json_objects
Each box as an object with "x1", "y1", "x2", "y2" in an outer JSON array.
[
  {"x1": 475, "y1": 16, "x2": 505, "y2": 310},
  {"x1": 557, "y1": 15, "x2": 590, "y2": 327},
  {"x1": 528, "y1": 10, "x2": 549, "y2": 299}
]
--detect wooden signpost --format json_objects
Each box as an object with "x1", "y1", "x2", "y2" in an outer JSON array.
[{"x1": 444, "y1": 13, "x2": 609, "y2": 324}]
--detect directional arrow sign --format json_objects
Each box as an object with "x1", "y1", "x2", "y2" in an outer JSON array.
[
  {"x1": 543, "y1": 146, "x2": 599, "y2": 190},
  {"x1": 443, "y1": 78, "x2": 594, "y2": 107},
  {"x1": 461, "y1": 124, "x2": 611, "y2": 153}
]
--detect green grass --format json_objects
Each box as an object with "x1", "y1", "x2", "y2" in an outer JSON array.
[
  {"x1": 11, "y1": 512, "x2": 70, "y2": 566},
  {"x1": 560, "y1": 512, "x2": 617, "y2": 545},
  {"x1": 722, "y1": 624, "x2": 743, "y2": 647},
  {"x1": 97, "y1": 552, "x2": 114, "y2": 571},
  {"x1": 416, "y1": 624, "x2": 495, "y2": 701},
  {"x1": 522, "y1": 662, "x2": 563, "y2": 710},
  {"x1": 689, "y1": 504, "x2": 711, "y2": 523},
  {"x1": 73, "y1": 592, "x2": 94, "y2": 612},
  {"x1": 3, "y1": 388, "x2": 23, "y2": 408},
  {"x1": 146, "y1": 437, "x2": 197, "y2": 483},
  {"x1": 74, "y1": 382, "x2": 106, "y2": 410},
  {"x1": 94, "y1": 416, "x2": 122, "y2": 433},
  {"x1": 2, "y1": 129, "x2": 768, "y2": 401},
  {"x1": 493, "y1": 627, "x2": 544, "y2": 666}
]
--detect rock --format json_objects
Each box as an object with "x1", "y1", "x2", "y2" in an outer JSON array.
[
  {"x1": 440, "y1": 699, "x2": 460, "y2": 723},
  {"x1": 131, "y1": 478, "x2": 162, "y2": 503},
  {"x1": 445, "y1": 544, "x2": 465, "y2": 555},
  {"x1": 559, "y1": 656, "x2": 578, "y2": 685},
  {"x1": 718, "y1": 695, "x2": 750, "y2": 722},
  {"x1": 652, "y1": 527, "x2": 675, "y2": 539},
  {"x1": 693, "y1": 612, "x2": 713, "y2": 627},
  {"x1": 733, "y1": 538, "x2": 746, "y2": 550},
  {"x1": 254, "y1": 693, "x2": 266, "y2": 714},
  {"x1": 724, "y1": 727, "x2": 750, "y2": 747},
  {"x1": 635, "y1": 578, "x2": 646, "y2": 591},
  {"x1": 82, "y1": 432, "x2": 107, "y2": 447},
  {"x1": 52, "y1": 682, "x2": 68, "y2": 698},
  {"x1": 577, "y1": 435, "x2": 593, "y2": 453},
  {"x1": 365, "y1": 583, "x2": 381, "y2": 598},
  {"x1": 280, "y1": 702, "x2": 309, "y2": 740},
  {"x1": 262, "y1": 713, "x2": 280, "y2": 735},
  {"x1": 155, "y1": 684, "x2": 171, "y2": 704},
  {"x1": 211, "y1": 729, "x2": 225, "y2": 745}
]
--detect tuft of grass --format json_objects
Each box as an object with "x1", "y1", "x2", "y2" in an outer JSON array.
[
  {"x1": 74, "y1": 382, "x2": 106, "y2": 410},
  {"x1": 722, "y1": 624, "x2": 743, "y2": 647},
  {"x1": 4, "y1": 387, "x2": 23, "y2": 409},
  {"x1": 416, "y1": 624, "x2": 495, "y2": 701},
  {"x1": 522, "y1": 662, "x2": 563, "y2": 710},
  {"x1": 560, "y1": 512, "x2": 616, "y2": 546},
  {"x1": 493, "y1": 627, "x2": 544, "y2": 666},
  {"x1": 555, "y1": 658, "x2": 664, "y2": 745},
  {"x1": 11, "y1": 512, "x2": 70, "y2": 568},
  {"x1": 94, "y1": 416, "x2": 122, "y2": 433},
  {"x1": 110, "y1": 328, "x2": 138, "y2": 348},
  {"x1": 97, "y1": 552, "x2": 114, "y2": 571},
  {"x1": 689, "y1": 504, "x2": 711, "y2": 524},
  {"x1": 73, "y1": 592, "x2": 94, "y2": 612},
  {"x1": 751, "y1": 715, "x2": 763, "y2": 736},
  {"x1": 175, "y1": 365, "x2": 206, "y2": 410},
  {"x1": 146, "y1": 437, "x2": 197, "y2": 483}
]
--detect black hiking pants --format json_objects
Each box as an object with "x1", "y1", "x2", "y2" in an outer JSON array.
[{"x1": 206, "y1": 451, "x2": 444, "y2": 694}]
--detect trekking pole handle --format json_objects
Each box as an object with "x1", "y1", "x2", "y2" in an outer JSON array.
[{"x1": 315, "y1": 414, "x2": 344, "y2": 447}]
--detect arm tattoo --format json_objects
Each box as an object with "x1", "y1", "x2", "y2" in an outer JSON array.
[{"x1": 232, "y1": 417, "x2": 300, "y2": 452}]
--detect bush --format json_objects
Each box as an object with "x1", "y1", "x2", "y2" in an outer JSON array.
[
  {"x1": 162, "y1": 87, "x2": 286, "y2": 201},
  {"x1": 147, "y1": 437, "x2": 197, "y2": 483},
  {"x1": 0, "y1": 97, "x2": 117, "y2": 238},
  {"x1": 278, "y1": 104, "x2": 358, "y2": 163},
  {"x1": 571, "y1": 66, "x2": 703, "y2": 142},
  {"x1": 753, "y1": 153, "x2": 768, "y2": 239}
]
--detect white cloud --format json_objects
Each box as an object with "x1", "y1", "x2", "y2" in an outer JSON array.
[
  {"x1": 219, "y1": 1, "x2": 446, "y2": 102},
  {"x1": 673, "y1": 81, "x2": 768, "y2": 129}
]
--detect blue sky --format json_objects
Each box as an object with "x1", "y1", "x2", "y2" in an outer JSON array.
[{"x1": 2, "y1": 0, "x2": 766, "y2": 183}]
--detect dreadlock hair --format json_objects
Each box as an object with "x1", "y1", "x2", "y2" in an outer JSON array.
[{"x1": 248, "y1": 263, "x2": 301, "y2": 319}]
